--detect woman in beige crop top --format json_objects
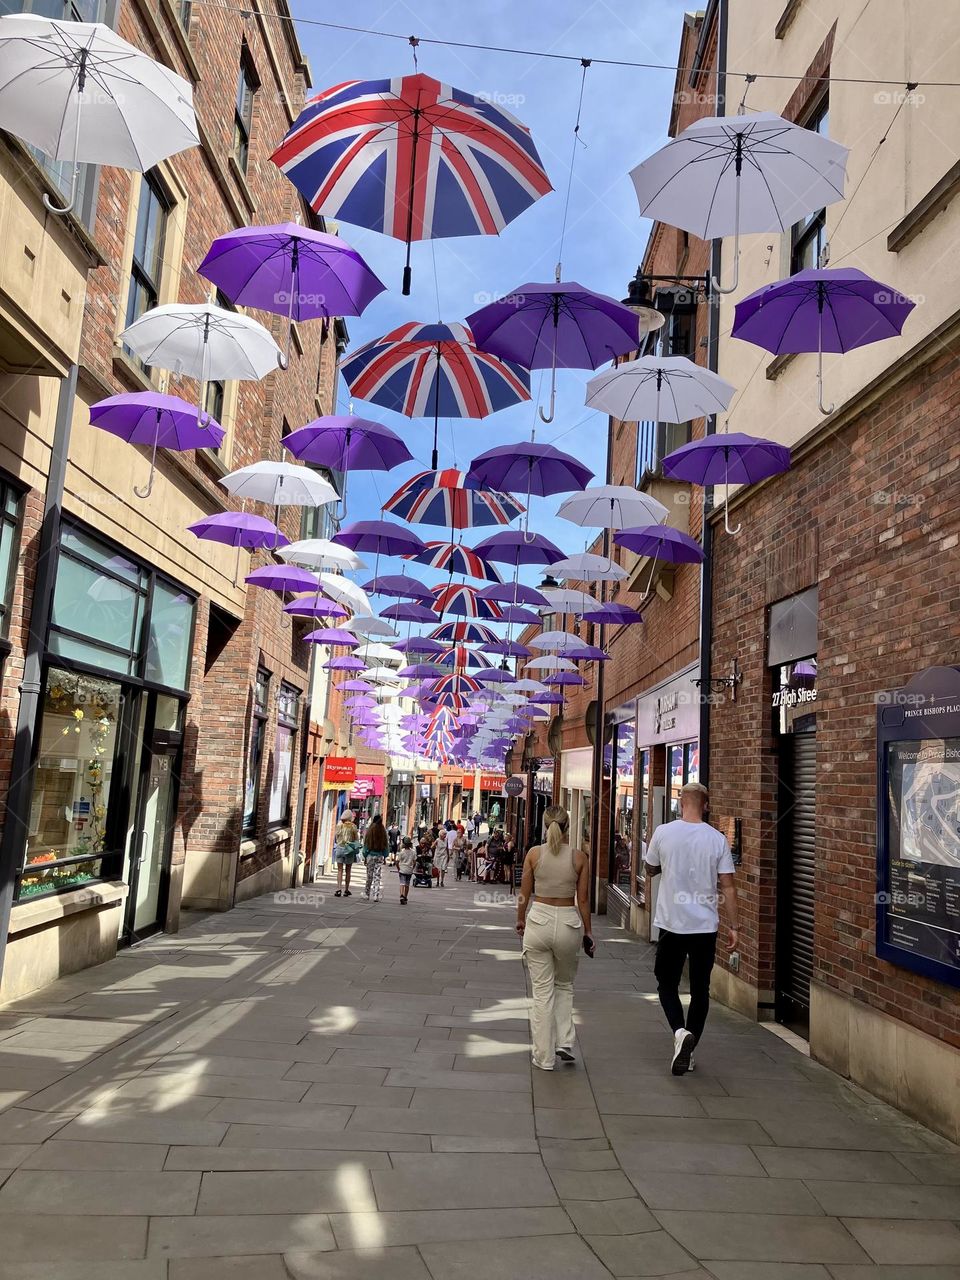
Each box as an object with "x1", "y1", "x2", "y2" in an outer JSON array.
[{"x1": 516, "y1": 805, "x2": 593, "y2": 1071}]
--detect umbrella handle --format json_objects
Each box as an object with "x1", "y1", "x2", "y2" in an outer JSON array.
[
  {"x1": 538, "y1": 338, "x2": 558, "y2": 424},
  {"x1": 133, "y1": 436, "x2": 159, "y2": 500},
  {"x1": 44, "y1": 87, "x2": 82, "y2": 216},
  {"x1": 817, "y1": 341, "x2": 834, "y2": 416},
  {"x1": 710, "y1": 177, "x2": 741, "y2": 295},
  {"x1": 277, "y1": 256, "x2": 298, "y2": 370},
  {"x1": 723, "y1": 470, "x2": 742, "y2": 536}
]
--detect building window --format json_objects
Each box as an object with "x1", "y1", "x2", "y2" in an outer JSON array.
[
  {"x1": 268, "y1": 682, "x2": 300, "y2": 827},
  {"x1": 636, "y1": 419, "x2": 692, "y2": 483},
  {"x1": 301, "y1": 493, "x2": 338, "y2": 542},
  {"x1": 668, "y1": 740, "x2": 700, "y2": 819},
  {"x1": 177, "y1": 0, "x2": 192, "y2": 28},
  {"x1": 0, "y1": 478, "x2": 23, "y2": 640},
  {"x1": 243, "y1": 668, "x2": 270, "y2": 834},
  {"x1": 790, "y1": 96, "x2": 830, "y2": 273},
  {"x1": 124, "y1": 171, "x2": 169, "y2": 367},
  {"x1": 21, "y1": 668, "x2": 124, "y2": 899},
  {"x1": 234, "y1": 46, "x2": 258, "y2": 173}
]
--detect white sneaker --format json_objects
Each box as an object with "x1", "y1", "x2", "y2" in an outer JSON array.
[
  {"x1": 531, "y1": 1056, "x2": 554, "y2": 1071},
  {"x1": 671, "y1": 1029, "x2": 695, "y2": 1075}
]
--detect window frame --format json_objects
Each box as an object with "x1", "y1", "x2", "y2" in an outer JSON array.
[
  {"x1": 243, "y1": 667, "x2": 270, "y2": 835},
  {"x1": 790, "y1": 93, "x2": 830, "y2": 274},
  {"x1": 124, "y1": 170, "x2": 171, "y2": 370},
  {"x1": 267, "y1": 681, "x2": 301, "y2": 829},
  {"x1": 233, "y1": 45, "x2": 259, "y2": 173},
  {"x1": 0, "y1": 475, "x2": 24, "y2": 647}
]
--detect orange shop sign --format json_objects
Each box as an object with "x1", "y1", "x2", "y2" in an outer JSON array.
[
  {"x1": 323, "y1": 757, "x2": 357, "y2": 787},
  {"x1": 463, "y1": 773, "x2": 507, "y2": 791}
]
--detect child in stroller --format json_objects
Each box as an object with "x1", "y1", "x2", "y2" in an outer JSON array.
[{"x1": 413, "y1": 848, "x2": 434, "y2": 887}]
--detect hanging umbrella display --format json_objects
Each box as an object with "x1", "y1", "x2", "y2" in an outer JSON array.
[
  {"x1": 661, "y1": 432, "x2": 791, "y2": 534},
  {"x1": 245, "y1": 565, "x2": 319, "y2": 593},
  {"x1": 317, "y1": 572, "x2": 372, "y2": 617},
  {"x1": 585, "y1": 356, "x2": 735, "y2": 424},
  {"x1": 361, "y1": 572, "x2": 433, "y2": 601},
  {"x1": 336, "y1": 679, "x2": 376, "y2": 693},
  {"x1": 404, "y1": 540, "x2": 503, "y2": 583},
  {"x1": 530, "y1": 630, "x2": 585, "y2": 652},
  {"x1": 198, "y1": 225, "x2": 385, "y2": 365},
  {"x1": 347, "y1": 616, "x2": 399, "y2": 638},
  {"x1": 482, "y1": 638, "x2": 532, "y2": 658},
  {"x1": 342, "y1": 322, "x2": 531, "y2": 468},
  {"x1": 472, "y1": 529, "x2": 564, "y2": 567},
  {"x1": 398, "y1": 663, "x2": 445, "y2": 679},
  {"x1": 383, "y1": 468, "x2": 524, "y2": 529},
  {"x1": 468, "y1": 282, "x2": 643, "y2": 422},
  {"x1": 0, "y1": 13, "x2": 199, "y2": 215},
  {"x1": 430, "y1": 620, "x2": 498, "y2": 645},
  {"x1": 89, "y1": 391, "x2": 224, "y2": 500},
  {"x1": 629, "y1": 112, "x2": 849, "y2": 293},
  {"x1": 324, "y1": 655, "x2": 366, "y2": 672},
  {"x1": 187, "y1": 511, "x2": 286, "y2": 549},
  {"x1": 498, "y1": 605, "x2": 542, "y2": 626},
  {"x1": 222, "y1": 460, "x2": 338, "y2": 510},
  {"x1": 430, "y1": 583, "x2": 504, "y2": 620},
  {"x1": 615, "y1": 525, "x2": 704, "y2": 563},
  {"x1": 391, "y1": 635, "x2": 445, "y2": 655},
  {"x1": 541, "y1": 587, "x2": 597, "y2": 614},
  {"x1": 381, "y1": 602, "x2": 437, "y2": 623},
  {"x1": 551, "y1": 553, "x2": 628, "y2": 584},
  {"x1": 477, "y1": 581, "x2": 549, "y2": 607},
  {"x1": 271, "y1": 73, "x2": 552, "y2": 295},
  {"x1": 280, "y1": 538, "x2": 365, "y2": 571},
  {"x1": 283, "y1": 415, "x2": 411, "y2": 513},
  {"x1": 435, "y1": 645, "x2": 493, "y2": 671},
  {"x1": 731, "y1": 267, "x2": 916, "y2": 415},
  {"x1": 284, "y1": 596, "x2": 348, "y2": 620},
  {"x1": 580, "y1": 601, "x2": 643, "y2": 625},
  {"x1": 467, "y1": 441, "x2": 593, "y2": 539},
  {"x1": 303, "y1": 627, "x2": 359, "y2": 646},
  {"x1": 556, "y1": 484, "x2": 668, "y2": 531},
  {"x1": 334, "y1": 519, "x2": 426, "y2": 559},
  {"x1": 562, "y1": 643, "x2": 609, "y2": 662},
  {"x1": 547, "y1": 671, "x2": 586, "y2": 686},
  {"x1": 121, "y1": 304, "x2": 281, "y2": 425},
  {"x1": 525, "y1": 655, "x2": 578, "y2": 672}
]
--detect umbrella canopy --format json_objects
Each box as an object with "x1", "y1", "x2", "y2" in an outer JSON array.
[
  {"x1": 429, "y1": 620, "x2": 498, "y2": 644},
  {"x1": 280, "y1": 538, "x2": 364, "y2": 571},
  {"x1": 556, "y1": 484, "x2": 668, "y2": 530},
  {"x1": 431, "y1": 583, "x2": 504, "y2": 620},
  {"x1": 585, "y1": 356, "x2": 735, "y2": 424},
  {"x1": 467, "y1": 443, "x2": 593, "y2": 532},
  {"x1": 198, "y1": 224, "x2": 384, "y2": 363},
  {"x1": 347, "y1": 615, "x2": 398, "y2": 638},
  {"x1": 476, "y1": 582, "x2": 549, "y2": 607},
  {"x1": 342, "y1": 321, "x2": 531, "y2": 468},
  {"x1": 324, "y1": 655, "x2": 366, "y2": 671},
  {"x1": 551, "y1": 552, "x2": 628, "y2": 583},
  {"x1": 661, "y1": 432, "x2": 791, "y2": 533},
  {"x1": 498, "y1": 605, "x2": 542, "y2": 626},
  {"x1": 271, "y1": 73, "x2": 552, "y2": 295},
  {"x1": 476, "y1": 668, "x2": 516, "y2": 685},
  {"x1": 245, "y1": 565, "x2": 318, "y2": 593},
  {"x1": 472, "y1": 530, "x2": 564, "y2": 567},
  {"x1": 731, "y1": 267, "x2": 916, "y2": 415},
  {"x1": 188, "y1": 512, "x2": 287, "y2": 550},
  {"x1": 391, "y1": 636, "x2": 445, "y2": 655},
  {"x1": 303, "y1": 627, "x2": 359, "y2": 646},
  {"x1": 383, "y1": 468, "x2": 524, "y2": 529},
  {"x1": 615, "y1": 526, "x2": 705, "y2": 563},
  {"x1": 334, "y1": 519, "x2": 426, "y2": 558},
  {"x1": 562, "y1": 643, "x2": 609, "y2": 662},
  {"x1": 580, "y1": 602, "x2": 643, "y2": 625},
  {"x1": 317, "y1": 573, "x2": 372, "y2": 616},
  {"x1": 363, "y1": 572, "x2": 433, "y2": 601},
  {"x1": 381, "y1": 602, "x2": 437, "y2": 623},
  {"x1": 284, "y1": 596, "x2": 349, "y2": 619},
  {"x1": 468, "y1": 281, "x2": 644, "y2": 422},
  {"x1": 541, "y1": 587, "x2": 596, "y2": 614},
  {"x1": 121, "y1": 304, "x2": 281, "y2": 420},
  {"x1": 398, "y1": 663, "x2": 444, "y2": 679},
  {"x1": 0, "y1": 14, "x2": 199, "y2": 215},
  {"x1": 630, "y1": 111, "x2": 848, "y2": 292},
  {"x1": 222, "y1": 461, "x2": 338, "y2": 509},
  {"x1": 89, "y1": 391, "x2": 224, "y2": 499},
  {"x1": 336, "y1": 679, "x2": 376, "y2": 692},
  {"x1": 529, "y1": 630, "x2": 583, "y2": 652},
  {"x1": 482, "y1": 639, "x2": 532, "y2": 658},
  {"x1": 525, "y1": 656, "x2": 577, "y2": 672},
  {"x1": 435, "y1": 645, "x2": 493, "y2": 671},
  {"x1": 547, "y1": 671, "x2": 586, "y2": 686},
  {"x1": 404, "y1": 540, "x2": 503, "y2": 582},
  {"x1": 282, "y1": 416, "x2": 411, "y2": 512}
]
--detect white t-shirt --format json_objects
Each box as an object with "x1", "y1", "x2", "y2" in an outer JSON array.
[
  {"x1": 645, "y1": 819, "x2": 735, "y2": 934},
  {"x1": 445, "y1": 828, "x2": 459, "y2": 851}
]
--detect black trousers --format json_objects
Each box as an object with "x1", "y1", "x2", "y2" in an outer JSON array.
[{"x1": 654, "y1": 929, "x2": 717, "y2": 1044}]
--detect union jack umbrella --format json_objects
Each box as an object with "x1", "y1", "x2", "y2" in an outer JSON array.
[
  {"x1": 342, "y1": 322, "x2": 531, "y2": 469},
  {"x1": 383, "y1": 468, "x2": 524, "y2": 530},
  {"x1": 429, "y1": 620, "x2": 499, "y2": 645},
  {"x1": 271, "y1": 74, "x2": 552, "y2": 296},
  {"x1": 435, "y1": 645, "x2": 493, "y2": 672},
  {"x1": 430, "y1": 583, "x2": 504, "y2": 620},
  {"x1": 405, "y1": 540, "x2": 503, "y2": 583},
  {"x1": 423, "y1": 706, "x2": 460, "y2": 762}
]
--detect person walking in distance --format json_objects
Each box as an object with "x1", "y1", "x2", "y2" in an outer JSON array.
[
  {"x1": 333, "y1": 810, "x2": 360, "y2": 898},
  {"x1": 397, "y1": 835, "x2": 416, "y2": 905},
  {"x1": 362, "y1": 813, "x2": 389, "y2": 902},
  {"x1": 516, "y1": 805, "x2": 593, "y2": 1071},
  {"x1": 644, "y1": 781, "x2": 739, "y2": 1075}
]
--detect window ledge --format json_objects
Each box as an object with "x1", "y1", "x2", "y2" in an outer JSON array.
[
  {"x1": 266, "y1": 827, "x2": 291, "y2": 848},
  {"x1": 112, "y1": 349, "x2": 154, "y2": 392},
  {"x1": 228, "y1": 154, "x2": 257, "y2": 218},
  {"x1": 766, "y1": 351, "x2": 797, "y2": 380},
  {"x1": 197, "y1": 447, "x2": 229, "y2": 478},
  {"x1": 10, "y1": 880, "x2": 127, "y2": 936},
  {"x1": 887, "y1": 159, "x2": 960, "y2": 253},
  {"x1": 239, "y1": 838, "x2": 258, "y2": 859}
]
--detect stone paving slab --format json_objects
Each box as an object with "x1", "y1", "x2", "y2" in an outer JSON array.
[{"x1": 0, "y1": 874, "x2": 957, "y2": 1274}]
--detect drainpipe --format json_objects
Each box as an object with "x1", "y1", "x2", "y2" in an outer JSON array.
[
  {"x1": 698, "y1": 0, "x2": 728, "y2": 788},
  {"x1": 0, "y1": 362, "x2": 78, "y2": 987},
  {"x1": 588, "y1": 413, "x2": 614, "y2": 912}
]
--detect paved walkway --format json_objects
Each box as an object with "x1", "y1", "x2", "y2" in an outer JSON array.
[{"x1": 0, "y1": 872, "x2": 958, "y2": 1278}]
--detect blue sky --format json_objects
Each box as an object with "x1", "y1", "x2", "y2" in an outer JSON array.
[{"x1": 290, "y1": 0, "x2": 691, "y2": 584}]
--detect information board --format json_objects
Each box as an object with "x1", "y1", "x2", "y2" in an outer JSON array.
[{"x1": 877, "y1": 666, "x2": 960, "y2": 988}]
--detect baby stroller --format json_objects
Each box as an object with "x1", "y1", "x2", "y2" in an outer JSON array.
[
  {"x1": 455, "y1": 848, "x2": 469, "y2": 881},
  {"x1": 413, "y1": 851, "x2": 434, "y2": 888}
]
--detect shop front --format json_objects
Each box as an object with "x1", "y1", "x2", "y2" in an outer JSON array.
[
  {"x1": 559, "y1": 747, "x2": 594, "y2": 856},
  {"x1": 388, "y1": 769, "x2": 415, "y2": 834},
  {"x1": 605, "y1": 715, "x2": 636, "y2": 928},
  {"x1": 317, "y1": 756, "x2": 356, "y2": 872},
  {"x1": 349, "y1": 771, "x2": 385, "y2": 826}
]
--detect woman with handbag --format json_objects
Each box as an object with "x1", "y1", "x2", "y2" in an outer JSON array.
[
  {"x1": 333, "y1": 811, "x2": 360, "y2": 898},
  {"x1": 516, "y1": 805, "x2": 594, "y2": 1071}
]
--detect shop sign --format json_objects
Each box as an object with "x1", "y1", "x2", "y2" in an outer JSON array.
[
  {"x1": 393, "y1": 772, "x2": 413, "y2": 785},
  {"x1": 463, "y1": 772, "x2": 507, "y2": 791},
  {"x1": 771, "y1": 685, "x2": 818, "y2": 709},
  {"x1": 876, "y1": 665, "x2": 960, "y2": 989},
  {"x1": 636, "y1": 665, "x2": 700, "y2": 747},
  {"x1": 323, "y1": 757, "x2": 356, "y2": 788},
  {"x1": 504, "y1": 776, "x2": 525, "y2": 797},
  {"x1": 350, "y1": 774, "x2": 385, "y2": 800}
]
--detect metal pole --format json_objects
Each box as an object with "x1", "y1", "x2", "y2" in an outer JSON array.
[
  {"x1": 588, "y1": 414, "x2": 614, "y2": 912},
  {"x1": 0, "y1": 362, "x2": 78, "y2": 986}
]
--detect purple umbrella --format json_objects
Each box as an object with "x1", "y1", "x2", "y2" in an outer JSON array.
[
  {"x1": 482, "y1": 638, "x2": 532, "y2": 658},
  {"x1": 498, "y1": 605, "x2": 542, "y2": 626},
  {"x1": 90, "y1": 391, "x2": 225, "y2": 500},
  {"x1": 562, "y1": 643, "x2": 609, "y2": 662},
  {"x1": 187, "y1": 511, "x2": 287, "y2": 549},
  {"x1": 615, "y1": 523, "x2": 704, "y2": 594},
  {"x1": 472, "y1": 530, "x2": 564, "y2": 567},
  {"x1": 336, "y1": 679, "x2": 375, "y2": 692},
  {"x1": 198, "y1": 224, "x2": 385, "y2": 365},
  {"x1": 466, "y1": 441, "x2": 593, "y2": 539},
  {"x1": 537, "y1": 691, "x2": 565, "y2": 705},
  {"x1": 381, "y1": 602, "x2": 438, "y2": 623},
  {"x1": 467, "y1": 281, "x2": 643, "y2": 423},
  {"x1": 662, "y1": 433, "x2": 791, "y2": 535},
  {"x1": 245, "y1": 564, "x2": 318, "y2": 593},
  {"x1": 334, "y1": 520, "x2": 426, "y2": 566},
  {"x1": 304, "y1": 627, "x2": 359, "y2": 646},
  {"x1": 476, "y1": 669, "x2": 516, "y2": 685},
  {"x1": 284, "y1": 597, "x2": 349, "y2": 619},
  {"x1": 362, "y1": 572, "x2": 433, "y2": 601},
  {"x1": 477, "y1": 582, "x2": 549, "y2": 607},
  {"x1": 731, "y1": 267, "x2": 915, "y2": 416},
  {"x1": 580, "y1": 602, "x2": 643, "y2": 625},
  {"x1": 548, "y1": 671, "x2": 586, "y2": 686},
  {"x1": 324, "y1": 655, "x2": 366, "y2": 672},
  {"x1": 283, "y1": 415, "x2": 412, "y2": 512},
  {"x1": 344, "y1": 695, "x2": 378, "y2": 708},
  {"x1": 391, "y1": 636, "x2": 445, "y2": 655},
  {"x1": 398, "y1": 663, "x2": 444, "y2": 679}
]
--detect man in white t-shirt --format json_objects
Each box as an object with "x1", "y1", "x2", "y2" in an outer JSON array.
[{"x1": 644, "y1": 781, "x2": 739, "y2": 1075}]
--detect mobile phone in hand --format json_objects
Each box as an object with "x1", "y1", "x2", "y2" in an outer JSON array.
[{"x1": 582, "y1": 936, "x2": 595, "y2": 958}]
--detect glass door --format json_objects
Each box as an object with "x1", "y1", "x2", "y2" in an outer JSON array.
[{"x1": 122, "y1": 695, "x2": 182, "y2": 943}]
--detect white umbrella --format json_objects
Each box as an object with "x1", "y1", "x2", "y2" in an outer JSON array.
[
  {"x1": 524, "y1": 656, "x2": 577, "y2": 672},
  {"x1": 121, "y1": 304, "x2": 282, "y2": 423},
  {"x1": 356, "y1": 642, "x2": 402, "y2": 665},
  {"x1": 361, "y1": 667, "x2": 401, "y2": 685},
  {"x1": 0, "y1": 15, "x2": 199, "y2": 215},
  {"x1": 529, "y1": 630, "x2": 582, "y2": 653},
  {"x1": 347, "y1": 616, "x2": 398, "y2": 638},
  {"x1": 585, "y1": 356, "x2": 735, "y2": 424},
  {"x1": 512, "y1": 678, "x2": 550, "y2": 695},
  {"x1": 280, "y1": 539, "x2": 364, "y2": 571},
  {"x1": 221, "y1": 461, "x2": 338, "y2": 508},
  {"x1": 630, "y1": 111, "x2": 848, "y2": 292},
  {"x1": 551, "y1": 553, "x2": 628, "y2": 584},
  {"x1": 556, "y1": 485, "x2": 668, "y2": 531},
  {"x1": 319, "y1": 572, "x2": 372, "y2": 616},
  {"x1": 541, "y1": 587, "x2": 598, "y2": 614}
]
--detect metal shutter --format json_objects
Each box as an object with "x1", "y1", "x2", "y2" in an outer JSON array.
[{"x1": 783, "y1": 732, "x2": 817, "y2": 1013}]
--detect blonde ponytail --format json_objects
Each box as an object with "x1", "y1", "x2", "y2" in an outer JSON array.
[{"x1": 543, "y1": 804, "x2": 569, "y2": 856}]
